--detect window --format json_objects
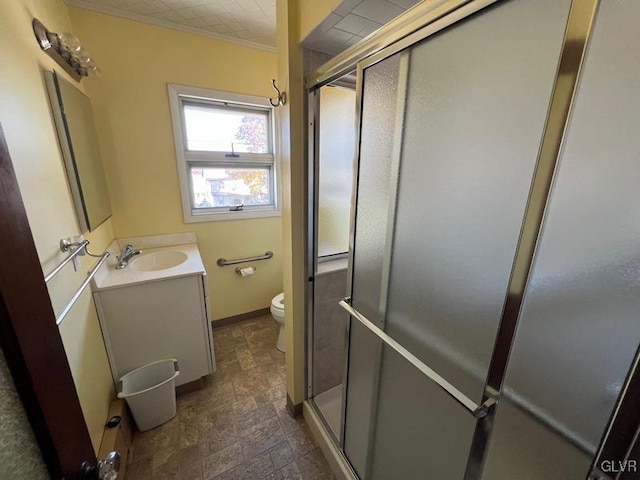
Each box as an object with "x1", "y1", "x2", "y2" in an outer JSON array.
[{"x1": 168, "y1": 84, "x2": 279, "y2": 222}]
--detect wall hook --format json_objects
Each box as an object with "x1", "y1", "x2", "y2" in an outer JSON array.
[{"x1": 269, "y1": 79, "x2": 286, "y2": 107}]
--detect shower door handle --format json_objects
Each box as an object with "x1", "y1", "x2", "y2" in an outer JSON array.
[{"x1": 339, "y1": 297, "x2": 496, "y2": 419}]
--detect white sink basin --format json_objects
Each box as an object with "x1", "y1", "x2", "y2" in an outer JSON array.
[
  {"x1": 129, "y1": 250, "x2": 188, "y2": 272},
  {"x1": 93, "y1": 243, "x2": 206, "y2": 291}
]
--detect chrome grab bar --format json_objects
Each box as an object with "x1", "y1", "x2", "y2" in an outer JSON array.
[
  {"x1": 216, "y1": 251, "x2": 273, "y2": 266},
  {"x1": 338, "y1": 297, "x2": 496, "y2": 419},
  {"x1": 56, "y1": 252, "x2": 110, "y2": 326}
]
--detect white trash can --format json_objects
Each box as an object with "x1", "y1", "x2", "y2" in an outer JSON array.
[{"x1": 117, "y1": 359, "x2": 180, "y2": 432}]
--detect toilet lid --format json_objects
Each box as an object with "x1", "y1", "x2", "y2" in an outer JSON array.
[{"x1": 271, "y1": 292, "x2": 284, "y2": 310}]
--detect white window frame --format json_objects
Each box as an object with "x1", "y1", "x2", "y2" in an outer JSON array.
[{"x1": 168, "y1": 84, "x2": 280, "y2": 223}]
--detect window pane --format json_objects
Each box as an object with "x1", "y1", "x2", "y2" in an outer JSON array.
[
  {"x1": 183, "y1": 103, "x2": 269, "y2": 153},
  {"x1": 190, "y1": 166, "x2": 273, "y2": 209}
]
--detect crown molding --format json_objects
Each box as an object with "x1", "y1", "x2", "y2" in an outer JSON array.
[{"x1": 64, "y1": 0, "x2": 277, "y2": 53}]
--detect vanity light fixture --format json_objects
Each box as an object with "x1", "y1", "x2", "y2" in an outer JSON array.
[{"x1": 32, "y1": 18, "x2": 100, "y2": 82}]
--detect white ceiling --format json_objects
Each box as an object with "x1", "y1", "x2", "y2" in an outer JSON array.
[
  {"x1": 65, "y1": 0, "x2": 277, "y2": 51},
  {"x1": 65, "y1": 0, "x2": 419, "y2": 55}
]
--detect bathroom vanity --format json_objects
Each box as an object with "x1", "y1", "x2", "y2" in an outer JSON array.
[{"x1": 92, "y1": 242, "x2": 215, "y2": 386}]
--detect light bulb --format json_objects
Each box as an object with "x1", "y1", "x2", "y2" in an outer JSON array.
[
  {"x1": 76, "y1": 47, "x2": 92, "y2": 65},
  {"x1": 87, "y1": 65, "x2": 102, "y2": 77},
  {"x1": 58, "y1": 32, "x2": 82, "y2": 52}
]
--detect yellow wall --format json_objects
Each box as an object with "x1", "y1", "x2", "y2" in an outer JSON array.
[
  {"x1": 0, "y1": 0, "x2": 115, "y2": 453},
  {"x1": 278, "y1": 0, "x2": 340, "y2": 408},
  {"x1": 277, "y1": 0, "x2": 307, "y2": 406},
  {"x1": 298, "y1": 0, "x2": 343, "y2": 41},
  {"x1": 69, "y1": 8, "x2": 282, "y2": 321}
]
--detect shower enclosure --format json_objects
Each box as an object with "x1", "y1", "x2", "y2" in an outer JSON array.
[{"x1": 306, "y1": 0, "x2": 640, "y2": 478}]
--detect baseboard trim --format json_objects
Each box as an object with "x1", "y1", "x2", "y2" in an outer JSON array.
[
  {"x1": 175, "y1": 377, "x2": 205, "y2": 397},
  {"x1": 303, "y1": 401, "x2": 357, "y2": 480},
  {"x1": 287, "y1": 394, "x2": 303, "y2": 418},
  {"x1": 99, "y1": 399, "x2": 132, "y2": 477},
  {"x1": 212, "y1": 307, "x2": 270, "y2": 329}
]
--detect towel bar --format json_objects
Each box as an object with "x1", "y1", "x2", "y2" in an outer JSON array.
[
  {"x1": 56, "y1": 252, "x2": 110, "y2": 325},
  {"x1": 44, "y1": 238, "x2": 110, "y2": 326},
  {"x1": 44, "y1": 239, "x2": 90, "y2": 282}
]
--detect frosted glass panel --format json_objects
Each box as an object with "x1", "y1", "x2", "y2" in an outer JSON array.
[
  {"x1": 482, "y1": 402, "x2": 591, "y2": 480},
  {"x1": 484, "y1": 2, "x2": 640, "y2": 477},
  {"x1": 317, "y1": 85, "x2": 356, "y2": 257},
  {"x1": 370, "y1": 345, "x2": 476, "y2": 480},
  {"x1": 384, "y1": 0, "x2": 572, "y2": 402},
  {"x1": 351, "y1": 54, "x2": 402, "y2": 324},
  {"x1": 344, "y1": 321, "x2": 381, "y2": 478}
]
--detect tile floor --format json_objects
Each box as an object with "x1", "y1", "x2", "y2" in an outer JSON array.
[{"x1": 126, "y1": 315, "x2": 336, "y2": 480}]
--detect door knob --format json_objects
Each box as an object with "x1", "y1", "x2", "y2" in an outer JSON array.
[
  {"x1": 79, "y1": 451, "x2": 120, "y2": 480},
  {"x1": 98, "y1": 451, "x2": 120, "y2": 480}
]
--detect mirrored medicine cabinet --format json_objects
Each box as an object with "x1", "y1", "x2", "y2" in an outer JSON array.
[{"x1": 45, "y1": 70, "x2": 112, "y2": 232}]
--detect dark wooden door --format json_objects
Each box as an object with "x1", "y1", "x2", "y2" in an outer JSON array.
[{"x1": 0, "y1": 123, "x2": 97, "y2": 479}]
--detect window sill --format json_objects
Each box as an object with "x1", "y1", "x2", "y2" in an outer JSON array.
[{"x1": 183, "y1": 208, "x2": 281, "y2": 223}]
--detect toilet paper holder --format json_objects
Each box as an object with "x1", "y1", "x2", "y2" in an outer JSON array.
[{"x1": 235, "y1": 266, "x2": 256, "y2": 276}]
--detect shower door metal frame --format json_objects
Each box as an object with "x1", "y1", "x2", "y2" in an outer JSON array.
[
  {"x1": 306, "y1": 86, "x2": 345, "y2": 445},
  {"x1": 306, "y1": 83, "x2": 353, "y2": 449},
  {"x1": 306, "y1": 86, "x2": 319, "y2": 406},
  {"x1": 305, "y1": 0, "x2": 603, "y2": 478},
  {"x1": 308, "y1": 68, "x2": 368, "y2": 457}
]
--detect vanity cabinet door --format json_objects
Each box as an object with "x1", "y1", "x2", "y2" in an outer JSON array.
[{"x1": 95, "y1": 275, "x2": 213, "y2": 386}]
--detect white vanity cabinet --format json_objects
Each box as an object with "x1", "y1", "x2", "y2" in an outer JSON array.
[{"x1": 94, "y1": 273, "x2": 215, "y2": 386}]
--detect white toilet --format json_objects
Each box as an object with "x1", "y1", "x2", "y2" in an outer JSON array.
[{"x1": 270, "y1": 292, "x2": 285, "y2": 352}]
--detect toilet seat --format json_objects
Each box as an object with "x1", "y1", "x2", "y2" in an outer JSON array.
[
  {"x1": 270, "y1": 292, "x2": 286, "y2": 352},
  {"x1": 271, "y1": 292, "x2": 284, "y2": 315}
]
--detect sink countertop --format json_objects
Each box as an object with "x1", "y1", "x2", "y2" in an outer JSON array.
[{"x1": 92, "y1": 243, "x2": 206, "y2": 292}]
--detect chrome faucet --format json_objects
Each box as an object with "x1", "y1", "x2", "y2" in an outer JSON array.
[{"x1": 116, "y1": 244, "x2": 142, "y2": 269}]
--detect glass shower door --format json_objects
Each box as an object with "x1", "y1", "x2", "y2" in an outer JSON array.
[
  {"x1": 483, "y1": 1, "x2": 640, "y2": 478},
  {"x1": 342, "y1": 0, "x2": 573, "y2": 478},
  {"x1": 310, "y1": 78, "x2": 357, "y2": 441}
]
